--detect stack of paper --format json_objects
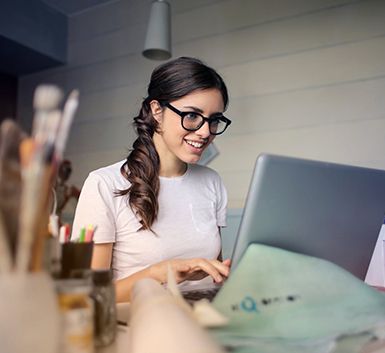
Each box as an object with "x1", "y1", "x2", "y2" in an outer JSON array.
[{"x1": 212, "y1": 244, "x2": 385, "y2": 353}]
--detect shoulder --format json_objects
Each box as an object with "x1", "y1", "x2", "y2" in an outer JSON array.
[
  {"x1": 85, "y1": 160, "x2": 130, "y2": 190},
  {"x1": 88, "y1": 161, "x2": 128, "y2": 183}
]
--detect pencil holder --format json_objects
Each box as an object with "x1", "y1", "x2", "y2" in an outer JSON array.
[
  {"x1": 0, "y1": 272, "x2": 60, "y2": 353},
  {"x1": 61, "y1": 241, "x2": 94, "y2": 278}
]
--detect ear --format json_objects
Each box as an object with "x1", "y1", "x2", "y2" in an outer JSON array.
[{"x1": 150, "y1": 100, "x2": 163, "y2": 123}]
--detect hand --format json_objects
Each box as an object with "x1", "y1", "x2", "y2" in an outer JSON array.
[{"x1": 150, "y1": 258, "x2": 231, "y2": 284}]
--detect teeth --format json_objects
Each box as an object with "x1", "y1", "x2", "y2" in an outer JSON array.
[{"x1": 186, "y1": 140, "x2": 204, "y2": 148}]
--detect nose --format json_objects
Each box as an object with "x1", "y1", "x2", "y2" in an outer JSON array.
[{"x1": 195, "y1": 121, "x2": 211, "y2": 138}]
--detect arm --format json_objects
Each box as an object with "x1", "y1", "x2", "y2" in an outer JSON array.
[
  {"x1": 91, "y1": 243, "x2": 152, "y2": 302},
  {"x1": 91, "y1": 243, "x2": 113, "y2": 269},
  {"x1": 91, "y1": 243, "x2": 159, "y2": 302},
  {"x1": 116, "y1": 258, "x2": 230, "y2": 302},
  {"x1": 91, "y1": 243, "x2": 230, "y2": 303}
]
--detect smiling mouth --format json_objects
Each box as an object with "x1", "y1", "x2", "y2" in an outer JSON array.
[{"x1": 185, "y1": 139, "x2": 206, "y2": 149}]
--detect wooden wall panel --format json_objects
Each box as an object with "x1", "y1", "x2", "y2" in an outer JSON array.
[
  {"x1": 174, "y1": 0, "x2": 385, "y2": 67},
  {"x1": 173, "y1": 0, "x2": 355, "y2": 42},
  {"x1": 223, "y1": 36, "x2": 385, "y2": 99},
  {"x1": 227, "y1": 77, "x2": 385, "y2": 135}
]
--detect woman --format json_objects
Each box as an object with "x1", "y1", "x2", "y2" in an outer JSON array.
[{"x1": 72, "y1": 57, "x2": 232, "y2": 302}]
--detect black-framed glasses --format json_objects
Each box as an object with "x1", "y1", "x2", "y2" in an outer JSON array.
[{"x1": 163, "y1": 102, "x2": 232, "y2": 135}]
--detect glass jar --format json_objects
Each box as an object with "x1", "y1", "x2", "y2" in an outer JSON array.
[
  {"x1": 56, "y1": 278, "x2": 94, "y2": 353},
  {"x1": 91, "y1": 270, "x2": 117, "y2": 347}
]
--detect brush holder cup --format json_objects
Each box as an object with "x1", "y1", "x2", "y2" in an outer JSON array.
[
  {"x1": 61, "y1": 241, "x2": 94, "y2": 278},
  {"x1": 0, "y1": 272, "x2": 60, "y2": 353}
]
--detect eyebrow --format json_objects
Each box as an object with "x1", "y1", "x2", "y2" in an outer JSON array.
[
  {"x1": 182, "y1": 105, "x2": 223, "y2": 116},
  {"x1": 182, "y1": 105, "x2": 204, "y2": 113}
]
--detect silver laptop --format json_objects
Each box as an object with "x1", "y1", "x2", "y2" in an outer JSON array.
[
  {"x1": 182, "y1": 154, "x2": 385, "y2": 301},
  {"x1": 231, "y1": 153, "x2": 385, "y2": 278}
]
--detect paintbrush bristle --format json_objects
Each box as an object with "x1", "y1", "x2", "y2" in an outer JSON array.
[
  {"x1": 33, "y1": 85, "x2": 63, "y2": 111},
  {"x1": 19, "y1": 138, "x2": 36, "y2": 168},
  {"x1": 68, "y1": 89, "x2": 79, "y2": 101}
]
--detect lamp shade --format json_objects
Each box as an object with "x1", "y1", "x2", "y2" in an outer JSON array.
[{"x1": 142, "y1": 0, "x2": 171, "y2": 60}]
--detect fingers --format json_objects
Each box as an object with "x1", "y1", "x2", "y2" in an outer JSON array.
[
  {"x1": 193, "y1": 259, "x2": 224, "y2": 283},
  {"x1": 187, "y1": 258, "x2": 230, "y2": 283},
  {"x1": 208, "y1": 259, "x2": 230, "y2": 278},
  {"x1": 222, "y1": 258, "x2": 231, "y2": 267},
  {"x1": 154, "y1": 258, "x2": 231, "y2": 284}
]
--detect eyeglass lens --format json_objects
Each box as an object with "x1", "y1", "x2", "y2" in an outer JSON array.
[{"x1": 182, "y1": 113, "x2": 227, "y2": 134}]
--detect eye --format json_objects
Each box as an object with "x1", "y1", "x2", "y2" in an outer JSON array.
[
  {"x1": 184, "y1": 112, "x2": 201, "y2": 121},
  {"x1": 210, "y1": 119, "x2": 220, "y2": 127},
  {"x1": 209, "y1": 115, "x2": 225, "y2": 126}
]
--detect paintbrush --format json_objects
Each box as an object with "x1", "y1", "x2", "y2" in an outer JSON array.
[
  {"x1": 16, "y1": 85, "x2": 63, "y2": 273},
  {"x1": 16, "y1": 137, "x2": 44, "y2": 272},
  {"x1": 32, "y1": 85, "x2": 63, "y2": 145},
  {"x1": 0, "y1": 119, "x2": 26, "y2": 270},
  {"x1": 23, "y1": 123, "x2": 62, "y2": 271},
  {"x1": 55, "y1": 90, "x2": 79, "y2": 161},
  {"x1": 0, "y1": 209, "x2": 11, "y2": 272}
]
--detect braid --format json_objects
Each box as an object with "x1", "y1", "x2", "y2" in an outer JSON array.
[{"x1": 118, "y1": 101, "x2": 160, "y2": 231}]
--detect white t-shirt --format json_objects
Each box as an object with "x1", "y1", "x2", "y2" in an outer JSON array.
[{"x1": 72, "y1": 161, "x2": 227, "y2": 280}]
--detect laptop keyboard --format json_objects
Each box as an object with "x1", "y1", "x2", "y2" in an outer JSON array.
[{"x1": 182, "y1": 286, "x2": 221, "y2": 302}]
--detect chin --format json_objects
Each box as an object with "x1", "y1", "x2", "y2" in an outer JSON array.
[{"x1": 183, "y1": 154, "x2": 202, "y2": 164}]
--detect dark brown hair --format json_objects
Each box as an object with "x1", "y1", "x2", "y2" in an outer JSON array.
[{"x1": 118, "y1": 57, "x2": 228, "y2": 231}]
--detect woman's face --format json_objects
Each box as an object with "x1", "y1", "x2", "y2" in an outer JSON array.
[{"x1": 152, "y1": 88, "x2": 225, "y2": 168}]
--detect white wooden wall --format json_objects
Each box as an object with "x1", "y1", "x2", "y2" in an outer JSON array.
[{"x1": 17, "y1": 0, "x2": 385, "y2": 209}]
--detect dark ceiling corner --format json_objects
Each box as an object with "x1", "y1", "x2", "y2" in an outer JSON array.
[
  {"x1": 0, "y1": 35, "x2": 65, "y2": 76},
  {"x1": 0, "y1": 0, "x2": 68, "y2": 76},
  {"x1": 0, "y1": 73, "x2": 17, "y2": 122}
]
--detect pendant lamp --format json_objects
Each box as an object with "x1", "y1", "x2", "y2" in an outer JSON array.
[{"x1": 142, "y1": 0, "x2": 172, "y2": 60}]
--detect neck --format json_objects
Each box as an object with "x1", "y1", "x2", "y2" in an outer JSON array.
[
  {"x1": 154, "y1": 132, "x2": 187, "y2": 177},
  {"x1": 159, "y1": 163, "x2": 187, "y2": 177}
]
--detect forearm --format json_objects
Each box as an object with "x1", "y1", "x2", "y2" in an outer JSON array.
[
  {"x1": 115, "y1": 257, "x2": 230, "y2": 303},
  {"x1": 115, "y1": 265, "x2": 162, "y2": 303}
]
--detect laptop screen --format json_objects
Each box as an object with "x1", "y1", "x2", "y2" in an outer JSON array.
[{"x1": 230, "y1": 154, "x2": 385, "y2": 279}]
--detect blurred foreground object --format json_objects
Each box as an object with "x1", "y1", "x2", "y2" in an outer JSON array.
[
  {"x1": 0, "y1": 272, "x2": 60, "y2": 353},
  {"x1": 0, "y1": 84, "x2": 79, "y2": 353},
  {"x1": 130, "y1": 278, "x2": 225, "y2": 353},
  {"x1": 0, "y1": 119, "x2": 26, "y2": 268},
  {"x1": 0, "y1": 84, "x2": 79, "y2": 273}
]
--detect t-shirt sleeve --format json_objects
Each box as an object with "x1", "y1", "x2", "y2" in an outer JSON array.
[
  {"x1": 71, "y1": 173, "x2": 116, "y2": 243},
  {"x1": 216, "y1": 175, "x2": 228, "y2": 228}
]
